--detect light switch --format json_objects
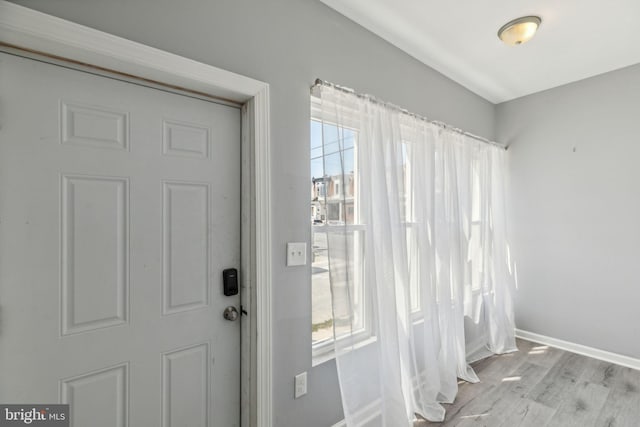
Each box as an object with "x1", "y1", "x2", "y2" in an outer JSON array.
[{"x1": 287, "y1": 242, "x2": 306, "y2": 266}]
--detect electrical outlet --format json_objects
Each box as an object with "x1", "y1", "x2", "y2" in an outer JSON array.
[
  {"x1": 294, "y1": 371, "x2": 307, "y2": 399},
  {"x1": 287, "y1": 242, "x2": 307, "y2": 266}
]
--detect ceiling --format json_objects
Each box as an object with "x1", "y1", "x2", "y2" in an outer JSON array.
[{"x1": 319, "y1": 0, "x2": 640, "y2": 104}]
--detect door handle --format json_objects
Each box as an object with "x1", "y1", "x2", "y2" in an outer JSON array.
[{"x1": 223, "y1": 306, "x2": 239, "y2": 321}]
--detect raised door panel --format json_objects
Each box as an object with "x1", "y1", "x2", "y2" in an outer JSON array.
[
  {"x1": 162, "y1": 119, "x2": 209, "y2": 159},
  {"x1": 61, "y1": 363, "x2": 129, "y2": 427},
  {"x1": 61, "y1": 175, "x2": 129, "y2": 335},
  {"x1": 162, "y1": 343, "x2": 209, "y2": 427},
  {"x1": 162, "y1": 181, "x2": 210, "y2": 315},
  {"x1": 61, "y1": 101, "x2": 129, "y2": 151}
]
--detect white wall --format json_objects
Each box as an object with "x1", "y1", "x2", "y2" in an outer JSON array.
[
  {"x1": 496, "y1": 63, "x2": 640, "y2": 359},
  {"x1": 9, "y1": 0, "x2": 496, "y2": 425}
]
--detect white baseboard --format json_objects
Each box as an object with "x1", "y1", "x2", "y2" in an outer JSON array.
[
  {"x1": 331, "y1": 421, "x2": 346, "y2": 427},
  {"x1": 516, "y1": 329, "x2": 640, "y2": 371}
]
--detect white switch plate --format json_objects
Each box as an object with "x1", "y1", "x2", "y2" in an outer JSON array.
[
  {"x1": 294, "y1": 371, "x2": 307, "y2": 399},
  {"x1": 286, "y1": 242, "x2": 306, "y2": 266}
]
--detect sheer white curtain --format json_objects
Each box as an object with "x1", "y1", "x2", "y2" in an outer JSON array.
[{"x1": 314, "y1": 83, "x2": 516, "y2": 425}]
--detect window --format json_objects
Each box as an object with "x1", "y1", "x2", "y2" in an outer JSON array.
[
  {"x1": 402, "y1": 140, "x2": 486, "y2": 315},
  {"x1": 310, "y1": 92, "x2": 490, "y2": 364},
  {"x1": 310, "y1": 112, "x2": 370, "y2": 361}
]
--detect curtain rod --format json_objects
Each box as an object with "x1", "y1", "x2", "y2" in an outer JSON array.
[{"x1": 313, "y1": 78, "x2": 508, "y2": 151}]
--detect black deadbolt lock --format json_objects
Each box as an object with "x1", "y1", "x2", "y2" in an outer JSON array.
[{"x1": 223, "y1": 268, "x2": 239, "y2": 296}]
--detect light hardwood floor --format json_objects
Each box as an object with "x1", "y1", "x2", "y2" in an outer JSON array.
[{"x1": 416, "y1": 338, "x2": 640, "y2": 426}]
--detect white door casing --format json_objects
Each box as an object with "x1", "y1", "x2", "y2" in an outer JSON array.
[{"x1": 0, "y1": 2, "x2": 272, "y2": 426}]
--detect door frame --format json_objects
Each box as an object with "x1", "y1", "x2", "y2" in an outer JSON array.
[{"x1": 0, "y1": 2, "x2": 272, "y2": 426}]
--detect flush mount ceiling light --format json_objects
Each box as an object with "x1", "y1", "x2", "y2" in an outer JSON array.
[{"x1": 498, "y1": 16, "x2": 542, "y2": 46}]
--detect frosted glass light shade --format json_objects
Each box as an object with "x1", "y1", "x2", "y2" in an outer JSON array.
[{"x1": 498, "y1": 16, "x2": 541, "y2": 45}]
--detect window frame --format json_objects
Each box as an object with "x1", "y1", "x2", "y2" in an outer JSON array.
[
  {"x1": 310, "y1": 97, "x2": 374, "y2": 364},
  {"x1": 311, "y1": 223, "x2": 372, "y2": 363}
]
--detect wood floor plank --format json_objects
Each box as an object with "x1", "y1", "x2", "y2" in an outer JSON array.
[
  {"x1": 579, "y1": 359, "x2": 629, "y2": 390},
  {"x1": 414, "y1": 381, "x2": 494, "y2": 425},
  {"x1": 451, "y1": 363, "x2": 551, "y2": 426},
  {"x1": 415, "y1": 339, "x2": 640, "y2": 427},
  {"x1": 470, "y1": 354, "x2": 525, "y2": 386},
  {"x1": 545, "y1": 381, "x2": 610, "y2": 427},
  {"x1": 440, "y1": 380, "x2": 494, "y2": 422},
  {"x1": 470, "y1": 341, "x2": 535, "y2": 386},
  {"x1": 593, "y1": 385, "x2": 640, "y2": 427},
  {"x1": 528, "y1": 351, "x2": 591, "y2": 408},
  {"x1": 496, "y1": 398, "x2": 556, "y2": 427},
  {"x1": 521, "y1": 343, "x2": 565, "y2": 369},
  {"x1": 501, "y1": 362, "x2": 551, "y2": 398},
  {"x1": 610, "y1": 366, "x2": 640, "y2": 394}
]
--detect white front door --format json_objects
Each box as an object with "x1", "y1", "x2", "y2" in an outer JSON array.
[{"x1": 0, "y1": 52, "x2": 241, "y2": 427}]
